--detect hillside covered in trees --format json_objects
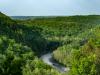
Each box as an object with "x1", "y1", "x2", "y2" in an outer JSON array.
[{"x1": 0, "y1": 12, "x2": 100, "y2": 75}]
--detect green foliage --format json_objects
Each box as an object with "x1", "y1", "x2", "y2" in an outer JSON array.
[
  {"x1": 70, "y1": 50, "x2": 96, "y2": 75},
  {"x1": 0, "y1": 36, "x2": 34, "y2": 75},
  {"x1": 0, "y1": 12, "x2": 100, "y2": 75},
  {"x1": 22, "y1": 58, "x2": 60, "y2": 75},
  {"x1": 0, "y1": 12, "x2": 47, "y2": 55}
]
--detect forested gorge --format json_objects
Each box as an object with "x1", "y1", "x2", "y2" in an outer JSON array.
[{"x1": 0, "y1": 12, "x2": 100, "y2": 75}]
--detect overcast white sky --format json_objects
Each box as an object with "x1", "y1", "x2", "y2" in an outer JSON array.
[{"x1": 0, "y1": 0, "x2": 100, "y2": 16}]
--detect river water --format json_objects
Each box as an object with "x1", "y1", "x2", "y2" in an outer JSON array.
[{"x1": 41, "y1": 53, "x2": 70, "y2": 73}]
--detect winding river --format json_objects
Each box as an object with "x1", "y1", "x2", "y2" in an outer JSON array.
[{"x1": 41, "y1": 53, "x2": 70, "y2": 73}]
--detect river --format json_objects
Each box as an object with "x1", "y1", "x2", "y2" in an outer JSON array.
[{"x1": 41, "y1": 53, "x2": 70, "y2": 73}]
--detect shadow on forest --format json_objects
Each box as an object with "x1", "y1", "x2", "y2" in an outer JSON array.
[
  {"x1": 0, "y1": 21, "x2": 47, "y2": 56},
  {"x1": 0, "y1": 16, "x2": 62, "y2": 56},
  {"x1": 40, "y1": 40, "x2": 61, "y2": 56},
  {"x1": 46, "y1": 41, "x2": 60, "y2": 52}
]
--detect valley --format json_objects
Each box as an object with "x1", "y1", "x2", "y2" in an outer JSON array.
[{"x1": 0, "y1": 12, "x2": 100, "y2": 75}]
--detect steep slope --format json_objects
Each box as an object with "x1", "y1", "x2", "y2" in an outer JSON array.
[
  {"x1": 0, "y1": 12, "x2": 61, "y2": 75},
  {"x1": 0, "y1": 12, "x2": 100, "y2": 75},
  {"x1": 0, "y1": 12, "x2": 47, "y2": 55}
]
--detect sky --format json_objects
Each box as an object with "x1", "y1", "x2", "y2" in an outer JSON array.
[{"x1": 0, "y1": 0, "x2": 100, "y2": 16}]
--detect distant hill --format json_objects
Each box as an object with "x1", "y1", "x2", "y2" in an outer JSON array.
[
  {"x1": 11, "y1": 15, "x2": 100, "y2": 20},
  {"x1": 14, "y1": 15, "x2": 100, "y2": 38},
  {"x1": 11, "y1": 16, "x2": 57, "y2": 20}
]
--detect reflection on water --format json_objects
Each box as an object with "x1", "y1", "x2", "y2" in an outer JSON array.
[{"x1": 41, "y1": 53, "x2": 70, "y2": 73}]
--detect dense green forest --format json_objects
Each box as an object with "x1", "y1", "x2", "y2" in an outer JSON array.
[{"x1": 0, "y1": 12, "x2": 100, "y2": 75}]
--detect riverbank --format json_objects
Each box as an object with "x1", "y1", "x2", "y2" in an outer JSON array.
[{"x1": 41, "y1": 53, "x2": 70, "y2": 73}]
